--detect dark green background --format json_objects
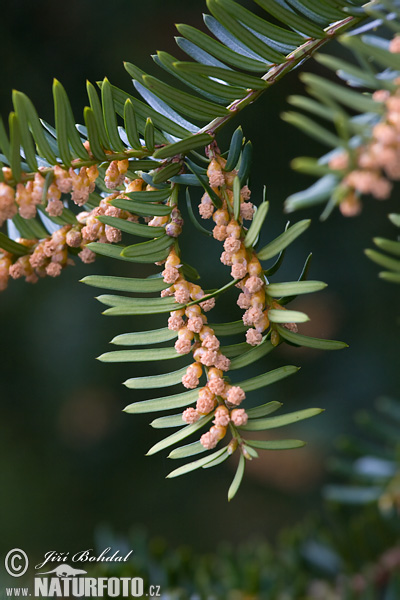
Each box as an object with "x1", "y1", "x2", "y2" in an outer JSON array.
[{"x1": 0, "y1": 0, "x2": 398, "y2": 575}]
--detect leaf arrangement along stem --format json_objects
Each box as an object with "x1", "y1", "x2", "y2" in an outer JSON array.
[
  {"x1": 82, "y1": 141, "x2": 346, "y2": 499},
  {"x1": 202, "y1": 11, "x2": 369, "y2": 137},
  {"x1": 0, "y1": 0, "x2": 383, "y2": 497}
]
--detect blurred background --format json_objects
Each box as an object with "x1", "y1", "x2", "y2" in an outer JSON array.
[{"x1": 0, "y1": 0, "x2": 398, "y2": 574}]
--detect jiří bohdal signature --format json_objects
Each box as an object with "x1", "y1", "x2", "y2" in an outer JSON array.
[{"x1": 35, "y1": 547, "x2": 133, "y2": 570}]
